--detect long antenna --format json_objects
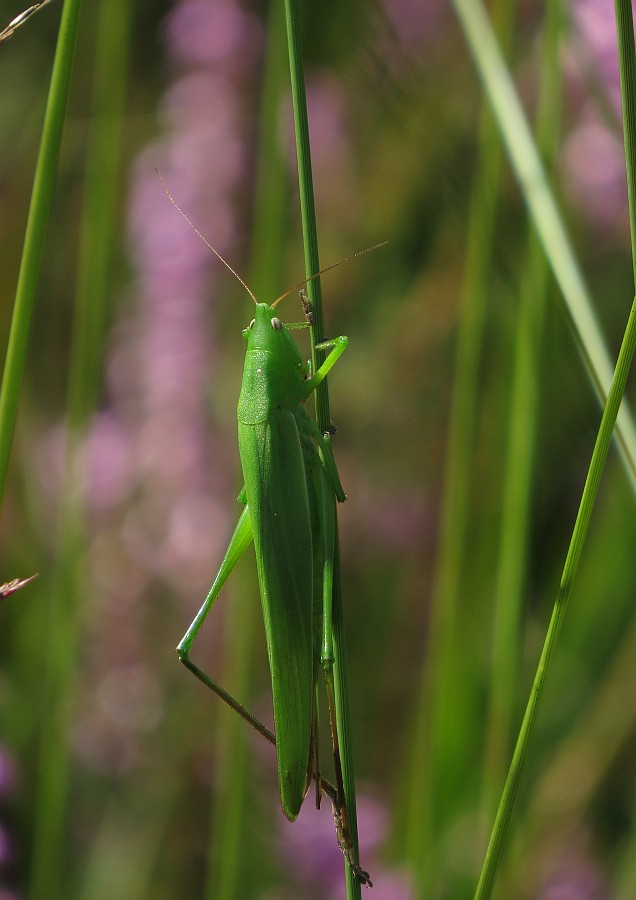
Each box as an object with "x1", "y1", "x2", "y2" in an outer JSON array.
[
  {"x1": 271, "y1": 241, "x2": 388, "y2": 309},
  {"x1": 158, "y1": 171, "x2": 387, "y2": 310},
  {"x1": 157, "y1": 170, "x2": 258, "y2": 304}
]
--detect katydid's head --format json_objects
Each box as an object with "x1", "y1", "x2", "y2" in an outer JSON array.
[{"x1": 242, "y1": 303, "x2": 305, "y2": 371}]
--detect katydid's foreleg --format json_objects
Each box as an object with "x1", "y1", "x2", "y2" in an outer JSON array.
[
  {"x1": 303, "y1": 335, "x2": 348, "y2": 396},
  {"x1": 315, "y1": 464, "x2": 372, "y2": 888}
]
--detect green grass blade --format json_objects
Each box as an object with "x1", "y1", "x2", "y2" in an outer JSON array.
[
  {"x1": 475, "y1": 1, "x2": 636, "y2": 894},
  {"x1": 282, "y1": 0, "x2": 331, "y2": 428},
  {"x1": 283, "y1": 2, "x2": 362, "y2": 896},
  {"x1": 404, "y1": 1, "x2": 514, "y2": 891},
  {"x1": 616, "y1": 0, "x2": 636, "y2": 274},
  {"x1": 452, "y1": 0, "x2": 636, "y2": 493},
  {"x1": 0, "y1": 0, "x2": 82, "y2": 503},
  {"x1": 474, "y1": 300, "x2": 636, "y2": 900},
  {"x1": 480, "y1": 0, "x2": 565, "y2": 834}
]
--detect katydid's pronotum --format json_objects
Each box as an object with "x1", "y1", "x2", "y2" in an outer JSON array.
[{"x1": 165, "y1": 182, "x2": 381, "y2": 886}]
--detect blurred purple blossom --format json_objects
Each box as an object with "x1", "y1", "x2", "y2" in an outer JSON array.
[
  {"x1": 0, "y1": 826, "x2": 14, "y2": 870},
  {"x1": 562, "y1": 118, "x2": 627, "y2": 231},
  {"x1": 380, "y1": 0, "x2": 447, "y2": 52},
  {"x1": 538, "y1": 853, "x2": 609, "y2": 900},
  {"x1": 89, "y1": 0, "x2": 262, "y2": 590},
  {"x1": 0, "y1": 750, "x2": 18, "y2": 802},
  {"x1": 570, "y1": 0, "x2": 621, "y2": 110},
  {"x1": 39, "y1": 0, "x2": 264, "y2": 778},
  {"x1": 563, "y1": 0, "x2": 627, "y2": 230},
  {"x1": 305, "y1": 72, "x2": 353, "y2": 176},
  {"x1": 165, "y1": 0, "x2": 261, "y2": 70},
  {"x1": 277, "y1": 790, "x2": 413, "y2": 899}
]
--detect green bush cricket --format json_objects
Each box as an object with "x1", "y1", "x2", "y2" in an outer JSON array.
[{"x1": 164, "y1": 180, "x2": 381, "y2": 886}]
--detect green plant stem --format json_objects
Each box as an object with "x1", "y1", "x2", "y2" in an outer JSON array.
[
  {"x1": 282, "y1": 2, "x2": 362, "y2": 897},
  {"x1": 475, "y1": 2, "x2": 636, "y2": 895},
  {"x1": 616, "y1": 0, "x2": 636, "y2": 278},
  {"x1": 0, "y1": 0, "x2": 82, "y2": 504},
  {"x1": 474, "y1": 299, "x2": 636, "y2": 900},
  {"x1": 282, "y1": 0, "x2": 329, "y2": 424}
]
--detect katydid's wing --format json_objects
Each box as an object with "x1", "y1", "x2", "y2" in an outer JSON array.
[{"x1": 238, "y1": 409, "x2": 315, "y2": 821}]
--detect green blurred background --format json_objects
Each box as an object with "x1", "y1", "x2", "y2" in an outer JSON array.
[{"x1": 1, "y1": 0, "x2": 636, "y2": 898}]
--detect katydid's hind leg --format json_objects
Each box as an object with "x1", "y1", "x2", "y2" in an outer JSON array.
[
  {"x1": 177, "y1": 505, "x2": 252, "y2": 663},
  {"x1": 177, "y1": 505, "x2": 269, "y2": 740},
  {"x1": 315, "y1": 466, "x2": 372, "y2": 887},
  {"x1": 178, "y1": 499, "x2": 343, "y2": 806}
]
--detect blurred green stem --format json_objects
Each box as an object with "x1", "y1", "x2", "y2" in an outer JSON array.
[
  {"x1": 480, "y1": 0, "x2": 565, "y2": 836},
  {"x1": 0, "y1": 0, "x2": 81, "y2": 504},
  {"x1": 404, "y1": 0, "x2": 513, "y2": 892},
  {"x1": 453, "y1": 0, "x2": 636, "y2": 491},
  {"x1": 30, "y1": 0, "x2": 131, "y2": 896},
  {"x1": 475, "y1": 0, "x2": 636, "y2": 895}
]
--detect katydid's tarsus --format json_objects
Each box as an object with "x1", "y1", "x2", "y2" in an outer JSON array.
[{"x1": 165, "y1": 182, "x2": 379, "y2": 887}]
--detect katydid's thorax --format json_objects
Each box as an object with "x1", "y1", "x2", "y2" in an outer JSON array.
[{"x1": 238, "y1": 303, "x2": 308, "y2": 426}]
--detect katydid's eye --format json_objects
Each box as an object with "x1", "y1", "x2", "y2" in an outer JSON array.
[
  {"x1": 248, "y1": 319, "x2": 255, "y2": 329},
  {"x1": 271, "y1": 317, "x2": 282, "y2": 330}
]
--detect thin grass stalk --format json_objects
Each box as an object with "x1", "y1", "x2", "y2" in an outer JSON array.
[
  {"x1": 207, "y1": 585, "x2": 257, "y2": 900},
  {"x1": 474, "y1": 3, "x2": 636, "y2": 895},
  {"x1": 404, "y1": 1, "x2": 514, "y2": 892},
  {"x1": 30, "y1": 1, "x2": 130, "y2": 896},
  {"x1": 282, "y1": 1, "x2": 362, "y2": 896},
  {"x1": 616, "y1": 0, "x2": 636, "y2": 268},
  {"x1": 249, "y1": 0, "x2": 288, "y2": 301},
  {"x1": 206, "y1": 5, "x2": 288, "y2": 896},
  {"x1": 474, "y1": 300, "x2": 636, "y2": 900},
  {"x1": 0, "y1": 0, "x2": 81, "y2": 503},
  {"x1": 452, "y1": 0, "x2": 636, "y2": 492},
  {"x1": 480, "y1": 0, "x2": 565, "y2": 833}
]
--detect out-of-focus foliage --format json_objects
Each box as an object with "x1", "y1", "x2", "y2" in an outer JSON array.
[{"x1": 0, "y1": 0, "x2": 635, "y2": 898}]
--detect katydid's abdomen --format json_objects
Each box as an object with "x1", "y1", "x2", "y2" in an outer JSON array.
[{"x1": 237, "y1": 304, "x2": 316, "y2": 821}]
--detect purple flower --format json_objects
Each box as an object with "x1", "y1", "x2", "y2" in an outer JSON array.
[
  {"x1": 381, "y1": 0, "x2": 447, "y2": 51},
  {"x1": 277, "y1": 790, "x2": 413, "y2": 898},
  {"x1": 562, "y1": 117, "x2": 627, "y2": 231},
  {"x1": 563, "y1": 0, "x2": 628, "y2": 230},
  {"x1": 53, "y1": 0, "x2": 264, "y2": 785},
  {"x1": 570, "y1": 0, "x2": 621, "y2": 110},
  {"x1": 538, "y1": 853, "x2": 609, "y2": 900},
  {"x1": 0, "y1": 750, "x2": 18, "y2": 801},
  {"x1": 165, "y1": 0, "x2": 261, "y2": 70}
]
